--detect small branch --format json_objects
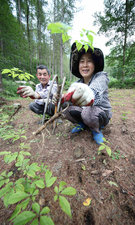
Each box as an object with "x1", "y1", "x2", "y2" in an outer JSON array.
[{"x1": 8, "y1": 104, "x2": 22, "y2": 121}]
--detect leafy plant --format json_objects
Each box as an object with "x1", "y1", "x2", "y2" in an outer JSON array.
[
  {"x1": 0, "y1": 126, "x2": 27, "y2": 143},
  {"x1": 75, "y1": 28, "x2": 95, "y2": 51},
  {"x1": 111, "y1": 150, "x2": 125, "y2": 160},
  {"x1": 47, "y1": 22, "x2": 71, "y2": 44},
  {"x1": 54, "y1": 181, "x2": 76, "y2": 218},
  {"x1": 47, "y1": 22, "x2": 95, "y2": 51},
  {"x1": 2, "y1": 68, "x2": 34, "y2": 81},
  {"x1": 98, "y1": 138, "x2": 112, "y2": 157},
  {"x1": 0, "y1": 151, "x2": 76, "y2": 225}
]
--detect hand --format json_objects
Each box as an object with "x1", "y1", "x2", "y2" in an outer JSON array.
[
  {"x1": 17, "y1": 86, "x2": 39, "y2": 99},
  {"x1": 61, "y1": 83, "x2": 95, "y2": 106}
]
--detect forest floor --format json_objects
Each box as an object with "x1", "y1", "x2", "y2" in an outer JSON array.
[{"x1": 0, "y1": 88, "x2": 135, "y2": 225}]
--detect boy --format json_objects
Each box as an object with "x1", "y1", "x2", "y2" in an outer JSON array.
[
  {"x1": 61, "y1": 43, "x2": 112, "y2": 144},
  {"x1": 17, "y1": 65, "x2": 57, "y2": 116}
]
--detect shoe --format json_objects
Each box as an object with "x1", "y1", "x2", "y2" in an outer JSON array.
[
  {"x1": 71, "y1": 122, "x2": 86, "y2": 134},
  {"x1": 92, "y1": 130, "x2": 104, "y2": 145}
]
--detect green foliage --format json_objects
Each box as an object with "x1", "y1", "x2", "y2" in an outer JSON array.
[
  {"x1": 2, "y1": 68, "x2": 34, "y2": 81},
  {"x1": 98, "y1": 138, "x2": 112, "y2": 157},
  {"x1": 0, "y1": 151, "x2": 77, "y2": 225},
  {"x1": 94, "y1": 0, "x2": 135, "y2": 80},
  {"x1": 0, "y1": 78, "x2": 19, "y2": 98},
  {"x1": 47, "y1": 22, "x2": 71, "y2": 43},
  {"x1": 109, "y1": 78, "x2": 135, "y2": 89},
  {"x1": 0, "y1": 106, "x2": 27, "y2": 143},
  {"x1": 54, "y1": 181, "x2": 76, "y2": 218},
  {"x1": 75, "y1": 28, "x2": 95, "y2": 51},
  {"x1": 48, "y1": 22, "x2": 95, "y2": 52}
]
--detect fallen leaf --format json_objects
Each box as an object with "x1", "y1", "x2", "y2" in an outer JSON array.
[{"x1": 83, "y1": 198, "x2": 92, "y2": 206}]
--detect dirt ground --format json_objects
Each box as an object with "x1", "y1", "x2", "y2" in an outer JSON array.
[{"x1": 0, "y1": 88, "x2": 135, "y2": 225}]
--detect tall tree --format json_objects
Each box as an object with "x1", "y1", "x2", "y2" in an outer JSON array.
[
  {"x1": 94, "y1": 0, "x2": 135, "y2": 79},
  {"x1": 51, "y1": 0, "x2": 76, "y2": 79}
]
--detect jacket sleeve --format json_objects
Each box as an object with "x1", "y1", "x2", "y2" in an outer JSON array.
[{"x1": 89, "y1": 72, "x2": 109, "y2": 105}]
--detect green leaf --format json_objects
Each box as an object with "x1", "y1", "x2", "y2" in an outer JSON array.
[
  {"x1": 54, "y1": 186, "x2": 59, "y2": 194},
  {"x1": 21, "y1": 151, "x2": 31, "y2": 156},
  {"x1": 31, "y1": 218, "x2": 38, "y2": 225},
  {"x1": 32, "y1": 202, "x2": 40, "y2": 214},
  {"x1": 15, "y1": 183, "x2": 24, "y2": 192},
  {"x1": 106, "y1": 147, "x2": 112, "y2": 157},
  {"x1": 0, "y1": 151, "x2": 11, "y2": 155},
  {"x1": 40, "y1": 216, "x2": 54, "y2": 225},
  {"x1": 27, "y1": 170, "x2": 36, "y2": 178},
  {"x1": 8, "y1": 192, "x2": 29, "y2": 204},
  {"x1": 33, "y1": 189, "x2": 39, "y2": 196},
  {"x1": 99, "y1": 145, "x2": 105, "y2": 151},
  {"x1": 0, "y1": 182, "x2": 13, "y2": 198},
  {"x1": 61, "y1": 187, "x2": 76, "y2": 196},
  {"x1": 54, "y1": 195, "x2": 58, "y2": 202},
  {"x1": 59, "y1": 181, "x2": 67, "y2": 192},
  {"x1": 46, "y1": 177, "x2": 57, "y2": 188},
  {"x1": 9, "y1": 205, "x2": 21, "y2": 221},
  {"x1": 35, "y1": 180, "x2": 45, "y2": 189},
  {"x1": 2, "y1": 69, "x2": 11, "y2": 74},
  {"x1": 8, "y1": 171, "x2": 13, "y2": 177},
  {"x1": 45, "y1": 170, "x2": 52, "y2": 182},
  {"x1": 19, "y1": 198, "x2": 30, "y2": 210},
  {"x1": 40, "y1": 206, "x2": 50, "y2": 215},
  {"x1": 59, "y1": 196, "x2": 72, "y2": 218},
  {"x1": 13, "y1": 211, "x2": 36, "y2": 225},
  {"x1": 4, "y1": 188, "x2": 14, "y2": 208}
]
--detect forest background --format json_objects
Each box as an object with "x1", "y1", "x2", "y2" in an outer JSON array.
[{"x1": 0, "y1": 0, "x2": 135, "y2": 97}]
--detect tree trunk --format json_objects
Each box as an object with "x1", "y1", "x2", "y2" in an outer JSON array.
[
  {"x1": 16, "y1": 0, "x2": 21, "y2": 24},
  {"x1": 26, "y1": 0, "x2": 32, "y2": 73},
  {"x1": 37, "y1": 0, "x2": 42, "y2": 64},
  {"x1": 0, "y1": 73, "x2": 3, "y2": 92},
  {"x1": 122, "y1": 0, "x2": 128, "y2": 80},
  {"x1": 60, "y1": 34, "x2": 63, "y2": 80}
]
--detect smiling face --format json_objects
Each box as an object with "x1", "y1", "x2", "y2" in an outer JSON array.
[
  {"x1": 79, "y1": 53, "x2": 95, "y2": 84},
  {"x1": 36, "y1": 69, "x2": 50, "y2": 87}
]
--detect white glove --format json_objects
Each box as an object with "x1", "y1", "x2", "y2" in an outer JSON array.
[
  {"x1": 67, "y1": 83, "x2": 95, "y2": 106},
  {"x1": 17, "y1": 86, "x2": 39, "y2": 99}
]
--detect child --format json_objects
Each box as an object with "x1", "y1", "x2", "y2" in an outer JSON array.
[
  {"x1": 17, "y1": 65, "x2": 57, "y2": 116},
  {"x1": 62, "y1": 42, "x2": 112, "y2": 144}
]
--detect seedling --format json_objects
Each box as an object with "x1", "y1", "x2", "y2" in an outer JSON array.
[
  {"x1": 98, "y1": 138, "x2": 112, "y2": 157},
  {"x1": 0, "y1": 151, "x2": 77, "y2": 224}
]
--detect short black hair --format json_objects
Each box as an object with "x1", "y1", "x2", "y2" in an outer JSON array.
[
  {"x1": 70, "y1": 42, "x2": 104, "y2": 78},
  {"x1": 36, "y1": 65, "x2": 50, "y2": 75}
]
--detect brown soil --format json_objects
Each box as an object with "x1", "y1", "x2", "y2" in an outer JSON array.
[{"x1": 0, "y1": 89, "x2": 135, "y2": 225}]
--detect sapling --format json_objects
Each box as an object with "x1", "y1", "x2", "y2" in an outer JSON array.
[
  {"x1": 98, "y1": 138, "x2": 112, "y2": 157},
  {"x1": 0, "y1": 151, "x2": 77, "y2": 225},
  {"x1": 1, "y1": 68, "x2": 34, "y2": 81}
]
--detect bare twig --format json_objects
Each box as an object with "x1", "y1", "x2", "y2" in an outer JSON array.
[{"x1": 8, "y1": 104, "x2": 22, "y2": 121}]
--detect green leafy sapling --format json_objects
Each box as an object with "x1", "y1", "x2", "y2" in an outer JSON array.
[
  {"x1": 54, "y1": 181, "x2": 76, "y2": 218},
  {"x1": 2, "y1": 68, "x2": 34, "y2": 81},
  {"x1": 47, "y1": 22, "x2": 71, "y2": 43},
  {"x1": 47, "y1": 22, "x2": 95, "y2": 52},
  {"x1": 98, "y1": 138, "x2": 112, "y2": 157},
  {"x1": 0, "y1": 151, "x2": 77, "y2": 224}
]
